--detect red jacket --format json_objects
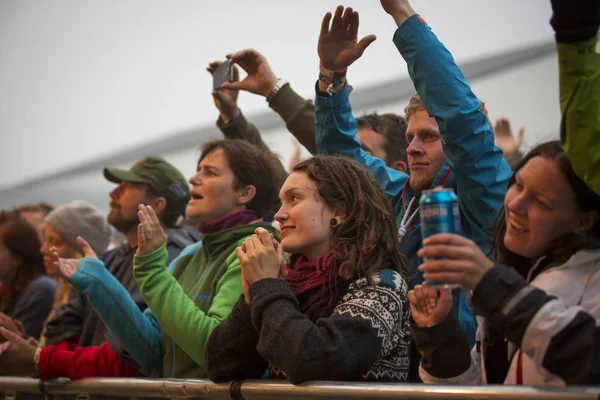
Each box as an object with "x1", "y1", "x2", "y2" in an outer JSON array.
[{"x1": 39, "y1": 340, "x2": 143, "y2": 379}]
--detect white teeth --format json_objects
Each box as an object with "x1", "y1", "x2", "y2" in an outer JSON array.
[{"x1": 511, "y1": 219, "x2": 525, "y2": 232}]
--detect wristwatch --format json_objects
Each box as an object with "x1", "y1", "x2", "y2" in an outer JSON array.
[{"x1": 266, "y1": 78, "x2": 288, "y2": 103}]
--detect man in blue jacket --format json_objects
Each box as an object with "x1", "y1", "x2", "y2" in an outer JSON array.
[{"x1": 314, "y1": 1, "x2": 512, "y2": 356}]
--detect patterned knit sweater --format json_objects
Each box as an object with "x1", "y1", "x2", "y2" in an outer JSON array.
[{"x1": 205, "y1": 269, "x2": 410, "y2": 384}]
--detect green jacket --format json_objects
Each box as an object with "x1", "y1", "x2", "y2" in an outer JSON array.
[
  {"x1": 134, "y1": 222, "x2": 278, "y2": 378},
  {"x1": 558, "y1": 36, "x2": 600, "y2": 195},
  {"x1": 69, "y1": 222, "x2": 277, "y2": 379}
]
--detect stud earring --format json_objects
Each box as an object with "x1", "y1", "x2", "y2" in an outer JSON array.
[{"x1": 330, "y1": 218, "x2": 339, "y2": 228}]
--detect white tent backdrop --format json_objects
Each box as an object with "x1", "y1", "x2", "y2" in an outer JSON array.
[{"x1": 0, "y1": 0, "x2": 558, "y2": 213}]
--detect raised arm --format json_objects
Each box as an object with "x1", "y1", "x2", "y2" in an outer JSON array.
[
  {"x1": 551, "y1": 0, "x2": 600, "y2": 196},
  {"x1": 222, "y1": 49, "x2": 317, "y2": 154},
  {"x1": 381, "y1": 0, "x2": 512, "y2": 239},
  {"x1": 54, "y1": 237, "x2": 162, "y2": 370},
  {"x1": 314, "y1": 6, "x2": 409, "y2": 199},
  {"x1": 133, "y1": 205, "x2": 242, "y2": 373}
]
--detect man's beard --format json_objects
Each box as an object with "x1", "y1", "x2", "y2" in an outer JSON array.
[
  {"x1": 107, "y1": 206, "x2": 138, "y2": 234},
  {"x1": 409, "y1": 169, "x2": 436, "y2": 191}
]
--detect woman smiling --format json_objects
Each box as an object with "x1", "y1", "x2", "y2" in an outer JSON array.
[{"x1": 206, "y1": 155, "x2": 411, "y2": 383}]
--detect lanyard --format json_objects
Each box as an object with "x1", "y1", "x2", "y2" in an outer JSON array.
[{"x1": 397, "y1": 169, "x2": 452, "y2": 243}]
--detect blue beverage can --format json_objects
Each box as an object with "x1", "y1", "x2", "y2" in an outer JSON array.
[{"x1": 419, "y1": 188, "x2": 462, "y2": 289}]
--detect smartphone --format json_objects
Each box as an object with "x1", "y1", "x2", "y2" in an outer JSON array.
[{"x1": 212, "y1": 61, "x2": 233, "y2": 90}]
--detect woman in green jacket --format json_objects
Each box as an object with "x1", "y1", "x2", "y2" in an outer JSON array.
[{"x1": 52, "y1": 139, "x2": 281, "y2": 378}]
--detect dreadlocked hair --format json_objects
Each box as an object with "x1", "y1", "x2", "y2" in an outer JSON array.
[{"x1": 293, "y1": 155, "x2": 409, "y2": 284}]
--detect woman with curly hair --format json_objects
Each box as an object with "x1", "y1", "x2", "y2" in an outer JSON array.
[{"x1": 206, "y1": 155, "x2": 411, "y2": 384}]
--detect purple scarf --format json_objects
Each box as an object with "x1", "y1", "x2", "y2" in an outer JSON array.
[{"x1": 196, "y1": 209, "x2": 259, "y2": 234}]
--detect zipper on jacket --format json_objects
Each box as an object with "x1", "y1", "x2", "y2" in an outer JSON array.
[{"x1": 170, "y1": 242, "x2": 212, "y2": 377}]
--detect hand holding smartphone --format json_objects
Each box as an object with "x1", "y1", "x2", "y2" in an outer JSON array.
[{"x1": 212, "y1": 61, "x2": 233, "y2": 91}]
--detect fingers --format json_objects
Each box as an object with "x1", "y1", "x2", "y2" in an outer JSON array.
[
  {"x1": 320, "y1": 12, "x2": 332, "y2": 36},
  {"x1": 0, "y1": 341, "x2": 11, "y2": 358},
  {"x1": 340, "y1": 7, "x2": 353, "y2": 30},
  {"x1": 356, "y1": 34, "x2": 377, "y2": 56},
  {"x1": 206, "y1": 60, "x2": 222, "y2": 73},
  {"x1": 414, "y1": 285, "x2": 433, "y2": 314},
  {"x1": 0, "y1": 327, "x2": 24, "y2": 345},
  {"x1": 348, "y1": 11, "x2": 359, "y2": 37},
  {"x1": 243, "y1": 237, "x2": 255, "y2": 256},
  {"x1": 517, "y1": 127, "x2": 525, "y2": 145},
  {"x1": 419, "y1": 258, "x2": 469, "y2": 274},
  {"x1": 331, "y1": 5, "x2": 344, "y2": 30},
  {"x1": 418, "y1": 244, "x2": 473, "y2": 261},
  {"x1": 422, "y1": 233, "x2": 470, "y2": 247},
  {"x1": 235, "y1": 246, "x2": 248, "y2": 264},
  {"x1": 250, "y1": 234, "x2": 264, "y2": 253},
  {"x1": 255, "y1": 228, "x2": 273, "y2": 248},
  {"x1": 220, "y1": 81, "x2": 245, "y2": 91},
  {"x1": 76, "y1": 236, "x2": 97, "y2": 258}
]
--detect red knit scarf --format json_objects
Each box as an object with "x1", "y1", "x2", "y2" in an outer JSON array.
[
  {"x1": 286, "y1": 250, "x2": 345, "y2": 320},
  {"x1": 196, "y1": 209, "x2": 258, "y2": 234}
]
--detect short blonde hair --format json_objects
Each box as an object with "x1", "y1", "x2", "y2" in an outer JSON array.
[{"x1": 404, "y1": 93, "x2": 491, "y2": 126}]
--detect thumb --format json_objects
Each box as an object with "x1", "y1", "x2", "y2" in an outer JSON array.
[
  {"x1": 0, "y1": 327, "x2": 24, "y2": 346},
  {"x1": 76, "y1": 236, "x2": 97, "y2": 258},
  {"x1": 212, "y1": 90, "x2": 227, "y2": 103},
  {"x1": 220, "y1": 81, "x2": 245, "y2": 91},
  {"x1": 356, "y1": 34, "x2": 377, "y2": 56}
]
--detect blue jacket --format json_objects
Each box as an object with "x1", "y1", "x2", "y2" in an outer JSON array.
[{"x1": 315, "y1": 15, "x2": 512, "y2": 346}]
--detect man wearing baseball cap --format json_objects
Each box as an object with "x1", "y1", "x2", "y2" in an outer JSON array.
[{"x1": 5, "y1": 156, "x2": 200, "y2": 378}]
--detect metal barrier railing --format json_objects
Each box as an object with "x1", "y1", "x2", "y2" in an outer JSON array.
[{"x1": 0, "y1": 377, "x2": 598, "y2": 400}]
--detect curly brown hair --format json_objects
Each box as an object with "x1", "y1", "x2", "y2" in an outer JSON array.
[{"x1": 293, "y1": 155, "x2": 409, "y2": 283}]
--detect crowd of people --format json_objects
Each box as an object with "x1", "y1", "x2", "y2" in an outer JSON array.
[{"x1": 0, "y1": 0, "x2": 597, "y2": 387}]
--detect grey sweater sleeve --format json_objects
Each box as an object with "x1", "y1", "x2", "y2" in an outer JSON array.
[
  {"x1": 205, "y1": 295, "x2": 267, "y2": 382},
  {"x1": 249, "y1": 278, "x2": 390, "y2": 384},
  {"x1": 12, "y1": 275, "x2": 57, "y2": 339}
]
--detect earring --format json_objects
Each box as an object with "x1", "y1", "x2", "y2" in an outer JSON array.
[{"x1": 330, "y1": 218, "x2": 339, "y2": 228}]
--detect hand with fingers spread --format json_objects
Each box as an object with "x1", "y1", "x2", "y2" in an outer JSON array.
[
  {"x1": 318, "y1": 6, "x2": 377, "y2": 72},
  {"x1": 417, "y1": 233, "x2": 495, "y2": 291},
  {"x1": 136, "y1": 204, "x2": 168, "y2": 257},
  {"x1": 207, "y1": 61, "x2": 241, "y2": 122},
  {"x1": 0, "y1": 327, "x2": 37, "y2": 376},
  {"x1": 493, "y1": 118, "x2": 525, "y2": 155},
  {"x1": 235, "y1": 227, "x2": 284, "y2": 288},
  {"x1": 51, "y1": 237, "x2": 98, "y2": 279},
  {"x1": 408, "y1": 284, "x2": 453, "y2": 328},
  {"x1": 221, "y1": 49, "x2": 278, "y2": 98}
]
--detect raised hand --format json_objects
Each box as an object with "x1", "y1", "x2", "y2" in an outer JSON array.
[
  {"x1": 52, "y1": 236, "x2": 98, "y2": 279},
  {"x1": 221, "y1": 49, "x2": 278, "y2": 98},
  {"x1": 235, "y1": 227, "x2": 284, "y2": 287},
  {"x1": 207, "y1": 61, "x2": 240, "y2": 122},
  {"x1": 137, "y1": 204, "x2": 168, "y2": 257},
  {"x1": 493, "y1": 118, "x2": 525, "y2": 155},
  {"x1": 318, "y1": 6, "x2": 376, "y2": 71},
  {"x1": 408, "y1": 284, "x2": 453, "y2": 328},
  {"x1": 417, "y1": 233, "x2": 495, "y2": 291}
]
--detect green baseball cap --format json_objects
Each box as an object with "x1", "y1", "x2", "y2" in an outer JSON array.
[{"x1": 103, "y1": 156, "x2": 190, "y2": 217}]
